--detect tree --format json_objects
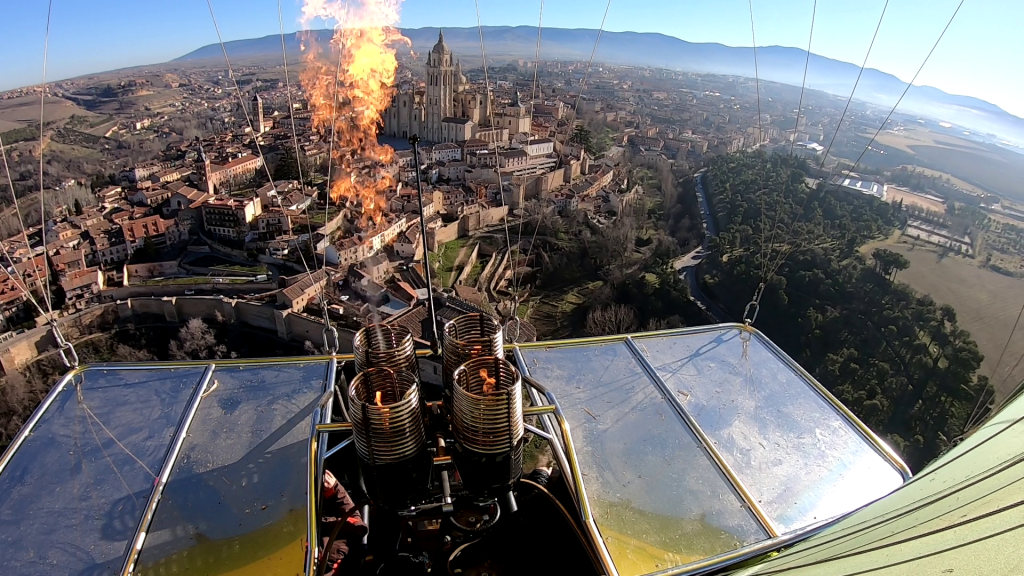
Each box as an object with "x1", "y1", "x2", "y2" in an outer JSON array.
[
  {"x1": 46, "y1": 255, "x2": 66, "y2": 311},
  {"x1": 585, "y1": 304, "x2": 639, "y2": 336},
  {"x1": 273, "y1": 147, "x2": 301, "y2": 182},
  {"x1": 73, "y1": 198, "x2": 84, "y2": 216},
  {"x1": 872, "y1": 248, "x2": 910, "y2": 281},
  {"x1": 570, "y1": 124, "x2": 596, "y2": 156},
  {"x1": 168, "y1": 318, "x2": 226, "y2": 360},
  {"x1": 701, "y1": 150, "x2": 989, "y2": 470}
]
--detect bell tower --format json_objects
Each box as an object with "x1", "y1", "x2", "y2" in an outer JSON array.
[
  {"x1": 425, "y1": 30, "x2": 454, "y2": 143},
  {"x1": 251, "y1": 92, "x2": 266, "y2": 135}
]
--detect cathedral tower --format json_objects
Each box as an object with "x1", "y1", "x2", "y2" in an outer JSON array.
[
  {"x1": 251, "y1": 92, "x2": 266, "y2": 135},
  {"x1": 425, "y1": 30, "x2": 454, "y2": 143}
]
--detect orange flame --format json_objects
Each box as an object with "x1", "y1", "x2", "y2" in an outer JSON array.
[
  {"x1": 374, "y1": 390, "x2": 384, "y2": 407},
  {"x1": 300, "y1": 0, "x2": 408, "y2": 227},
  {"x1": 480, "y1": 369, "x2": 497, "y2": 394}
]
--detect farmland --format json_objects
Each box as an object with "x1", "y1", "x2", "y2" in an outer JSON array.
[
  {"x1": 0, "y1": 95, "x2": 98, "y2": 126},
  {"x1": 885, "y1": 187, "x2": 946, "y2": 213},
  {"x1": 864, "y1": 236, "x2": 1024, "y2": 400},
  {"x1": 868, "y1": 126, "x2": 1024, "y2": 203}
]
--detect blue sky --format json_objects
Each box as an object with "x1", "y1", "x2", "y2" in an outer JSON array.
[{"x1": 4, "y1": 0, "x2": 1022, "y2": 118}]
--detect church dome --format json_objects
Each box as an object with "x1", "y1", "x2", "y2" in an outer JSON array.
[{"x1": 431, "y1": 30, "x2": 450, "y2": 55}]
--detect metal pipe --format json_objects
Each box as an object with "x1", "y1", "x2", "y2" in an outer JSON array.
[
  {"x1": 121, "y1": 363, "x2": 216, "y2": 576},
  {"x1": 436, "y1": 436, "x2": 453, "y2": 512},
  {"x1": 410, "y1": 134, "x2": 441, "y2": 352},
  {"x1": 524, "y1": 423, "x2": 551, "y2": 441},
  {"x1": 523, "y1": 404, "x2": 555, "y2": 416},
  {"x1": 0, "y1": 365, "x2": 82, "y2": 475},
  {"x1": 316, "y1": 360, "x2": 335, "y2": 525},
  {"x1": 353, "y1": 324, "x2": 418, "y2": 376},
  {"x1": 349, "y1": 368, "x2": 426, "y2": 465},
  {"x1": 305, "y1": 402, "x2": 321, "y2": 576},
  {"x1": 80, "y1": 349, "x2": 431, "y2": 371},
  {"x1": 317, "y1": 422, "x2": 353, "y2": 433},
  {"x1": 324, "y1": 436, "x2": 353, "y2": 459},
  {"x1": 623, "y1": 336, "x2": 781, "y2": 538},
  {"x1": 515, "y1": 346, "x2": 570, "y2": 491}
]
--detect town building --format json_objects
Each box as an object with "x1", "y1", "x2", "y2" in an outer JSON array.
[{"x1": 201, "y1": 196, "x2": 263, "y2": 240}]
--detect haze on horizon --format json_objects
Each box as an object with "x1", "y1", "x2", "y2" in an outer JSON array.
[{"x1": 3, "y1": 0, "x2": 1022, "y2": 120}]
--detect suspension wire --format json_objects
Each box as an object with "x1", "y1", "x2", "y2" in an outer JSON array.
[
  {"x1": 279, "y1": 0, "x2": 338, "y2": 353},
  {"x1": 0, "y1": 242, "x2": 48, "y2": 319},
  {"x1": 565, "y1": 0, "x2": 612, "y2": 136},
  {"x1": 965, "y1": 295, "x2": 1024, "y2": 431},
  {"x1": 755, "y1": 0, "x2": 816, "y2": 312},
  {"x1": 513, "y1": 0, "x2": 611, "y2": 332},
  {"x1": 320, "y1": 4, "x2": 348, "y2": 252},
  {"x1": 749, "y1": 0, "x2": 890, "y2": 309},
  {"x1": 747, "y1": 0, "x2": 770, "y2": 322},
  {"x1": 208, "y1": 0, "x2": 328, "y2": 348},
  {"x1": 818, "y1": 0, "x2": 965, "y2": 204},
  {"x1": 509, "y1": 0, "x2": 545, "y2": 303},
  {"x1": 0, "y1": 136, "x2": 51, "y2": 320},
  {"x1": 32, "y1": 0, "x2": 77, "y2": 367},
  {"x1": 789, "y1": 0, "x2": 817, "y2": 158},
  {"x1": 969, "y1": 348, "x2": 1024, "y2": 433},
  {"x1": 36, "y1": 0, "x2": 56, "y2": 318},
  {"x1": 474, "y1": 0, "x2": 518, "y2": 310},
  {"x1": 205, "y1": 0, "x2": 277, "y2": 189},
  {"x1": 765, "y1": 0, "x2": 962, "y2": 286}
]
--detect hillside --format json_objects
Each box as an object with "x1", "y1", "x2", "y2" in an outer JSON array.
[{"x1": 173, "y1": 26, "x2": 1024, "y2": 144}]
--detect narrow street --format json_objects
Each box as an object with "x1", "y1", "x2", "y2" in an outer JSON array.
[{"x1": 674, "y1": 170, "x2": 731, "y2": 322}]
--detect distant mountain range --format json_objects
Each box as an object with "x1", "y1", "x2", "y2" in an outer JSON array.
[{"x1": 174, "y1": 26, "x2": 1024, "y2": 144}]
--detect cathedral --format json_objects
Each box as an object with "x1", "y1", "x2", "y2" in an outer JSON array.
[{"x1": 383, "y1": 31, "x2": 530, "y2": 145}]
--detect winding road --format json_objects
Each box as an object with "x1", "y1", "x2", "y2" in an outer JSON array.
[{"x1": 672, "y1": 170, "x2": 731, "y2": 322}]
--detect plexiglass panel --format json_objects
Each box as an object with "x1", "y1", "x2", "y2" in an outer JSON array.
[
  {"x1": 0, "y1": 366, "x2": 207, "y2": 576},
  {"x1": 519, "y1": 342, "x2": 767, "y2": 576},
  {"x1": 134, "y1": 361, "x2": 328, "y2": 576},
  {"x1": 634, "y1": 327, "x2": 905, "y2": 532}
]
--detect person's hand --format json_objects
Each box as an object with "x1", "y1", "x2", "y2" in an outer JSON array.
[{"x1": 323, "y1": 469, "x2": 338, "y2": 498}]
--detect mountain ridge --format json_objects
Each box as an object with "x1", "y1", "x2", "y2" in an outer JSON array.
[{"x1": 173, "y1": 25, "x2": 1024, "y2": 143}]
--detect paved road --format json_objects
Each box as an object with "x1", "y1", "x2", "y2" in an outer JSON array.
[{"x1": 673, "y1": 170, "x2": 730, "y2": 322}]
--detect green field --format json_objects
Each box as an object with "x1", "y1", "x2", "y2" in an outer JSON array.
[
  {"x1": 136, "y1": 277, "x2": 249, "y2": 286},
  {"x1": 865, "y1": 237, "x2": 1024, "y2": 400},
  {"x1": 429, "y1": 237, "x2": 469, "y2": 287}
]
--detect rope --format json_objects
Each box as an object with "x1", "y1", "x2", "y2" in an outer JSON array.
[
  {"x1": 564, "y1": 0, "x2": 612, "y2": 140},
  {"x1": 205, "y1": 0, "x2": 276, "y2": 188},
  {"x1": 514, "y1": 0, "x2": 611, "y2": 325},
  {"x1": 279, "y1": 0, "x2": 337, "y2": 352},
  {"x1": 78, "y1": 386, "x2": 158, "y2": 480},
  {"x1": 764, "y1": 0, "x2": 962, "y2": 286},
  {"x1": 789, "y1": 0, "x2": 817, "y2": 158},
  {"x1": 473, "y1": 0, "x2": 518, "y2": 306},
  {"x1": 744, "y1": 0, "x2": 891, "y2": 319},
  {"x1": 756, "y1": 0, "x2": 816, "y2": 302},
  {"x1": 965, "y1": 295, "x2": 1024, "y2": 431},
  {"x1": 24, "y1": 0, "x2": 77, "y2": 368},
  {"x1": 509, "y1": 0, "x2": 545, "y2": 299},
  {"x1": 36, "y1": 0, "x2": 55, "y2": 317},
  {"x1": 0, "y1": 137, "x2": 51, "y2": 320},
  {"x1": 817, "y1": 0, "x2": 966, "y2": 205},
  {"x1": 747, "y1": 0, "x2": 770, "y2": 317}
]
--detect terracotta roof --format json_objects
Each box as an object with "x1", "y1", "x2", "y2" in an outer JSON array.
[
  {"x1": 280, "y1": 268, "x2": 327, "y2": 305},
  {"x1": 60, "y1": 267, "x2": 100, "y2": 292}
]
